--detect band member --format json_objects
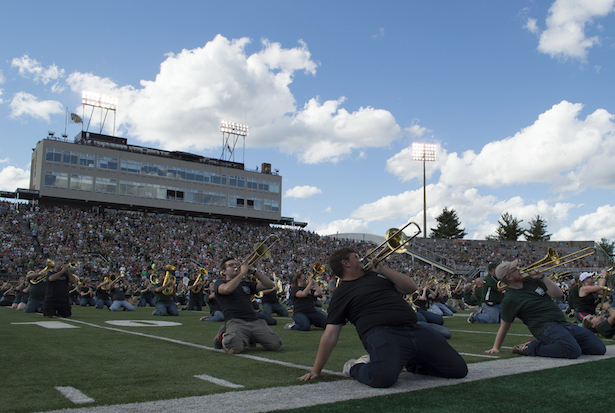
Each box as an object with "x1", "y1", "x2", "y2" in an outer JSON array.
[
  {"x1": 12, "y1": 276, "x2": 27, "y2": 310},
  {"x1": 95, "y1": 278, "x2": 112, "y2": 309},
  {"x1": 200, "y1": 281, "x2": 224, "y2": 321},
  {"x1": 137, "y1": 279, "x2": 156, "y2": 307},
  {"x1": 583, "y1": 304, "x2": 615, "y2": 338},
  {"x1": 79, "y1": 279, "x2": 96, "y2": 306},
  {"x1": 213, "y1": 257, "x2": 282, "y2": 354},
  {"x1": 576, "y1": 271, "x2": 606, "y2": 321},
  {"x1": 25, "y1": 267, "x2": 47, "y2": 313},
  {"x1": 485, "y1": 260, "x2": 605, "y2": 358},
  {"x1": 468, "y1": 262, "x2": 504, "y2": 324},
  {"x1": 109, "y1": 278, "x2": 135, "y2": 311},
  {"x1": 261, "y1": 279, "x2": 289, "y2": 318},
  {"x1": 43, "y1": 261, "x2": 79, "y2": 318},
  {"x1": 153, "y1": 269, "x2": 179, "y2": 316},
  {"x1": 186, "y1": 271, "x2": 205, "y2": 311},
  {"x1": 285, "y1": 273, "x2": 326, "y2": 331},
  {"x1": 299, "y1": 247, "x2": 467, "y2": 388}
]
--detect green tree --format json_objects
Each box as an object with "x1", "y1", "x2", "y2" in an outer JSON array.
[
  {"x1": 495, "y1": 212, "x2": 524, "y2": 241},
  {"x1": 525, "y1": 215, "x2": 551, "y2": 241},
  {"x1": 598, "y1": 237, "x2": 615, "y2": 259},
  {"x1": 430, "y1": 207, "x2": 467, "y2": 239}
]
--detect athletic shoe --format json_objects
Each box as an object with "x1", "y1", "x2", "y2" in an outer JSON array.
[
  {"x1": 284, "y1": 322, "x2": 296, "y2": 330},
  {"x1": 512, "y1": 340, "x2": 532, "y2": 355},
  {"x1": 213, "y1": 331, "x2": 224, "y2": 349},
  {"x1": 199, "y1": 316, "x2": 210, "y2": 321},
  {"x1": 151, "y1": 310, "x2": 157, "y2": 316},
  {"x1": 467, "y1": 312, "x2": 476, "y2": 323},
  {"x1": 342, "y1": 354, "x2": 370, "y2": 377}
]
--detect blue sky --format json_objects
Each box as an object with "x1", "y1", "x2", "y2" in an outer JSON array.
[{"x1": 1, "y1": 0, "x2": 615, "y2": 241}]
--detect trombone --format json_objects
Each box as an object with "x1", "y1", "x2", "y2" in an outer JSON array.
[
  {"x1": 240, "y1": 234, "x2": 280, "y2": 267},
  {"x1": 519, "y1": 247, "x2": 595, "y2": 277},
  {"x1": 361, "y1": 222, "x2": 421, "y2": 271}
]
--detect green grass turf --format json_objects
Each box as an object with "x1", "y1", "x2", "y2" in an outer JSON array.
[{"x1": 1, "y1": 305, "x2": 611, "y2": 412}]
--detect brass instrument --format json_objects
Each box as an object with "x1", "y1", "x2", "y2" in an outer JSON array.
[
  {"x1": 101, "y1": 271, "x2": 125, "y2": 290},
  {"x1": 548, "y1": 271, "x2": 571, "y2": 281},
  {"x1": 306, "y1": 261, "x2": 325, "y2": 284},
  {"x1": 149, "y1": 273, "x2": 159, "y2": 285},
  {"x1": 361, "y1": 222, "x2": 421, "y2": 271},
  {"x1": 520, "y1": 247, "x2": 595, "y2": 276},
  {"x1": 30, "y1": 259, "x2": 55, "y2": 284},
  {"x1": 193, "y1": 268, "x2": 207, "y2": 293},
  {"x1": 162, "y1": 265, "x2": 176, "y2": 295},
  {"x1": 496, "y1": 247, "x2": 595, "y2": 288},
  {"x1": 240, "y1": 234, "x2": 280, "y2": 267}
]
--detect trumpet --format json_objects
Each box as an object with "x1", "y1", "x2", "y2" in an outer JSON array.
[
  {"x1": 240, "y1": 234, "x2": 280, "y2": 267},
  {"x1": 193, "y1": 268, "x2": 207, "y2": 293},
  {"x1": 361, "y1": 222, "x2": 421, "y2": 271},
  {"x1": 30, "y1": 259, "x2": 55, "y2": 284}
]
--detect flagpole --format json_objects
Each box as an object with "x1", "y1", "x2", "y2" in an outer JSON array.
[{"x1": 64, "y1": 107, "x2": 68, "y2": 138}]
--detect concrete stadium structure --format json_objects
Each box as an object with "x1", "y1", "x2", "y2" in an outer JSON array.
[{"x1": 24, "y1": 131, "x2": 304, "y2": 227}]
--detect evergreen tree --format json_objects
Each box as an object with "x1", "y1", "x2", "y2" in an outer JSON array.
[
  {"x1": 525, "y1": 215, "x2": 551, "y2": 241},
  {"x1": 598, "y1": 237, "x2": 615, "y2": 259},
  {"x1": 430, "y1": 207, "x2": 467, "y2": 239},
  {"x1": 495, "y1": 212, "x2": 524, "y2": 241}
]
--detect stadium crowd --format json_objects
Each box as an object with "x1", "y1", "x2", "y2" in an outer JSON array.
[{"x1": 1, "y1": 201, "x2": 613, "y2": 337}]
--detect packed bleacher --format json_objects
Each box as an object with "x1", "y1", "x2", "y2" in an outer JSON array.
[{"x1": 0, "y1": 200, "x2": 610, "y2": 290}]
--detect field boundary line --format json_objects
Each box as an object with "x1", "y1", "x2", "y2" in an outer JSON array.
[{"x1": 40, "y1": 344, "x2": 615, "y2": 413}]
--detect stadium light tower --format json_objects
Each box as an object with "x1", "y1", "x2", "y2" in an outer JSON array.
[
  {"x1": 412, "y1": 143, "x2": 436, "y2": 238},
  {"x1": 81, "y1": 91, "x2": 118, "y2": 136},
  {"x1": 220, "y1": 120, "x2": 249, "y2": 163}
]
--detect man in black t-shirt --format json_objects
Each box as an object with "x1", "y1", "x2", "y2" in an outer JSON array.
[
  {"x1": 299, "y1": 246, "x2": 467, "y2": 388},
  {"x1": 43, "y1": 261, "x2": 78, "y2": 318},
  {"x1": 214, "y1": 257, "x2": 282, "y2": 354}
]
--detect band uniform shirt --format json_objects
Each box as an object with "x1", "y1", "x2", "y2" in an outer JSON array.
[
  {"x1": 28, "y1": 280, "x2": 46, "y2": 301},
  {"x1": 214, "y1": 279, "x2": 258, "y2": 322},
  {"x1": 290, "y1": 286, "x2": 317, "y2": 313},
  {"x1": 500, "y1": 277, "x2": 567, "y2": 338},
  {"x1": 481, "y1": 274, "x2": 504, "y2": 305},
  {"x1": 577, "y1": 292, "x2": 599, "y2": 315},
  {"x1": 45, "y1": 272, "x2": 70, "y2": 303},
  {"x1": 326, "y1": 271, "x2": 418, "y2": 342},
  {"x1": 154, "y1": 282, "x2": 174, "y2": 304}
]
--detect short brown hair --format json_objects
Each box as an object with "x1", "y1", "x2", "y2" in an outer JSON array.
[
  {"x1": 328, "y1": 247, "x2": 357, "y2": 278},
  {"x1": 583, "y1": 317, "x2": 598, "y2": 333}
]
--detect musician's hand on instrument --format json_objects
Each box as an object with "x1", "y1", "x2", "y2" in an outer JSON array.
[
  {"x1": 528, "y1": 270, "x2": 541, "y2": 279},
  {"x1": 485, "y1": 347, "x2": 500, "y2": 354},
  {"x1": 298, "y1": 372, "x2": 319, "y2": 381}
]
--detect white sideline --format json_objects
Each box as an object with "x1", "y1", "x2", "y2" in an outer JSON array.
[{"x1": 41, "y1": 345, "x2": 615, "y2": 413}]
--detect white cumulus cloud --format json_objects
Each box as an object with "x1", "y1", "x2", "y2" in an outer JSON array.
[
  {"x1": 534, "y1": 0, "x2": 615, "y2": 61},
  {"x1": 284, "y1": 185, "x2": 322, "y2": 199},
  {"x1": 64, "y1": 35, "x2": 401, "y2": 163},
  {"x1": 0, "y1": 166, "x2": 30, "y2": 191},
  {"x1": 9, "y1": 92, "x2": 64, "y2": 121}
]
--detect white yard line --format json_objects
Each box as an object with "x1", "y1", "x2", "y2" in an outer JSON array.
[
  {"x1": 55, "y1": 387, "x2": 95, "y2": 404},
  {"x1": 41, "y1": 345, "x2": 615, "y2": 413}
]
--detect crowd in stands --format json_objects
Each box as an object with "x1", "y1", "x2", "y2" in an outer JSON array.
[{"x1": 0, "y1": 200, "x2": 611, "y2": 311}]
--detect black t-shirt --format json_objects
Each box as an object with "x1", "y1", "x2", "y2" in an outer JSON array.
[
  {"x1": 326, "y1": 271, "x2": 418, "y2": 342},
  {"x1": 110, "y1": 285, "x2": 127, "y2": 301},
  {"x1": 214, "y1": 279, "x2": 258, "y2": 322},
  {"x1": 261, "y1": 289, "x2": 279, "y2": 304},
  {"x1": 290, "y1": 286, "x2": 316, "y2": 313},
  {"x1": 45, "y1": 272, "x2": 70, "y2": 303}
]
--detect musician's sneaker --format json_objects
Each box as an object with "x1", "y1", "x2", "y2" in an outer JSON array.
[
  {"x1": 213, "y1": 331, "x2": 224, "y2": 349},
  {"x1": 284, "y1": 322, "x2": 296, "y2": 330},
  {"x1": 512, "y1": 340, "x2": 532, "y2": 356},
  {"x1": 342, "y1": 355, "x2": 370, "y2": 377},
  {"x1": 467, "y1": 312, "x2": 477, "y2": 323}
]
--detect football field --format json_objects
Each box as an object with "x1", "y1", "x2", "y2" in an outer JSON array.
[{"x1": 2, "y1": 306, "x2": 613, "y2": 412}]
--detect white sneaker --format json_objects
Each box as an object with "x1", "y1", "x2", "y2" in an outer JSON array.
[
  {"x1": 342, "y1": 354, "x2": 370, "y2": 377},
  {"x1": 284, "y1": 322, "x2": 296, "y2": 330}
]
